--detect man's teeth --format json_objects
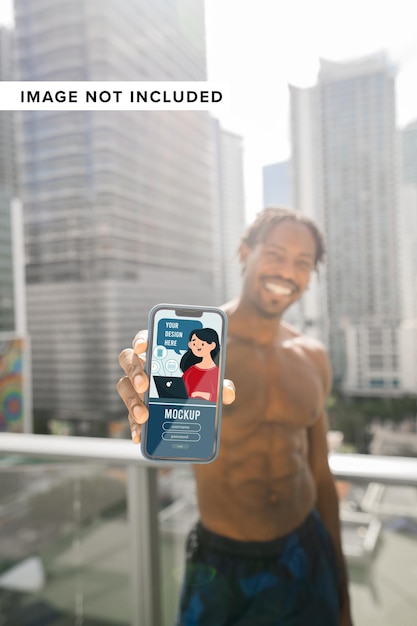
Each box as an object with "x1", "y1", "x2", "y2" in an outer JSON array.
[{"x1": 265, "y1": 282, "x2": 293, "y2": 296}]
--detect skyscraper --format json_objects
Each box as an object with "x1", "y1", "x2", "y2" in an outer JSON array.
[
  {"x1": 0, "y1": 192, "x2": 15, "y2": 334},
  {"x1": 0, "y1": 26, "x2": 17, "y2": 200},
  {"x1": 212, "y1": 119, "x2": 246, "y2": 304},
  {"x1": 398, "y1": 120, "x2": 417, "y2": 393},
  {"x1": 402, "y1": 120, "x2": 417, "y2": 186},
  {"x1": 0, "y1": 25, "x2": 18, "y2": 335},
  {"x1": 262, "y1": 160, "x2": 292, "y2": 209},
  {"x1": 399, "y1": 120, "x2": 417, "y2": 320},
  {"x1": 14, "y1": 0, "x2": 222, "y2": 428},
  {"x1": 291, "y1": 52, "x2": 401, "y2": 394},
  {"x1": 1, "y1": 25, "x2": 31, "y2": 432}
]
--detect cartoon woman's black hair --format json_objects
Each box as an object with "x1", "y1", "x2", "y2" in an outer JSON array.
[{"x1": 180, "y1": 328, "x2": 220, "y2": 372}]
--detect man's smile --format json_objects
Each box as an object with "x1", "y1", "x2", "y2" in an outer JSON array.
[{"x1": 263, "y1": 279, "x2": 298, "y2": 297}]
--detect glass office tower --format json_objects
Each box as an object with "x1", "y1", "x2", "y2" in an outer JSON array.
[
  {"x1": 291, "y1": 53, "x2": 400, "y2": 393},
  {"x1": 212, "y1": 119, "x2": 246, "y2": 304},
  {"x1": 14, "y1": 0, "x2": 221, "y2": 428},
  {"x1": 0, "y1": 25, "x2": 17, "y2": 332}
]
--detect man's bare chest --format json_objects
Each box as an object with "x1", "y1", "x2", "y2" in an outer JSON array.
[{"x1": 223, "y1": 338, "x2": 324, "y2": 431}]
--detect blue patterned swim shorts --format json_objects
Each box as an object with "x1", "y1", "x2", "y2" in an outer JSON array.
[{"x1": 175, "y1": 510, "x2": 340, "y2": 625}]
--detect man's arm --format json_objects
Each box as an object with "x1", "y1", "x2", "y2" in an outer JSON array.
[
  {"x1": 307, "y1": 344, "x2": 353, "y2": 625},
  {"x1": 308, "y1": 409, "x2": 353, "y2": 625}
]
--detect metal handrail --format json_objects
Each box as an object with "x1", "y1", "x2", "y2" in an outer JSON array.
[
  {"x1": 1, "y1": 433, "x2": 417, "y2": 485},
  {"x1": 328, "y1": 452, "x2": 417, "y2": 486},
  {"x1": 0, "y1": 432, "x2": 150, "y2": 464}
]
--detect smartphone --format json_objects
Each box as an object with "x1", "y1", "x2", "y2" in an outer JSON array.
[{"x1": 141, "y1": 303, "x2": 228, "y2": 463}]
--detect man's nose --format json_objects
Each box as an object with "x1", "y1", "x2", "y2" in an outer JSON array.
[{"x1": 275, "y1": 257, "x2": 296, "y2": 280}]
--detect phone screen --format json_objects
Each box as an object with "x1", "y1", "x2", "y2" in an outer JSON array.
[{"x1": 142, "y1": 304, "x2": 227, "y2": 463}]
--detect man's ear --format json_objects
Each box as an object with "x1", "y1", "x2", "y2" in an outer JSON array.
[{"x1": 239, "y1": 242, "x2": 250, "y2": 268}]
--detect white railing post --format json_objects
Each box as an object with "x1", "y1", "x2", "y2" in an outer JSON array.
[{"x1": 128, "y1": 464, "x2": 162, "y2": 626}]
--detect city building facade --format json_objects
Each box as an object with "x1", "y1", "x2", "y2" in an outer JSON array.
[
  {"x1": 262, "y1": 160, "x2": 292, "y2": 209},
  {"x1": 399, "y1": 120, "x2": 417, "y2": 321},
  {"x1": 14, "y1": 0, "x2": 223, "y2": 428},
  {"x1": 1, "y1": 25, "x2": 32, "y2": 432},
  {"x1": 0, "y1": 26, "x2": 17, "y2": 198},
  {"x1": 0, "y1": 25, "x2": 17, "y2": 334},
  {"x1": 398, "y1": 120, "x2": 417, "y2": 393},
  {"x1": 212, "y1": 119, "x2": 246, "y2": 304},
  {"x1": 291, "y1": 52, "x2": 401, "y2": 394}
]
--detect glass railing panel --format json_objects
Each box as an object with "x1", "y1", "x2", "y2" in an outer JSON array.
[
  {"x1": 338, "y1": 479, "x2": 417, "y2": 626},
  {"x1": 0, "y1": 458, "x2": 132, "y2": 626},
  {"x1": 156, "y1": 466, "x2": 417, "y2": 626},
  {"x1": 156, "y1": 465, "x2": 197, "y2": 626},
  {"x1": 1, "y1": 435, "x2": 417, "y2": 626}
]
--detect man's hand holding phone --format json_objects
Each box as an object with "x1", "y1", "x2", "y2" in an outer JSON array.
[
  {"x1": 117, "y1": 330, "x2": 235, "y2": 446},
  {"x1": 117, "y1": 331, "x2": 151, "y2": 444}
]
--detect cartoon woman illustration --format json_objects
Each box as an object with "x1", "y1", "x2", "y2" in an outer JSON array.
[{"x1": 180, "y1": 328, "x2": 220, "y2": 402}]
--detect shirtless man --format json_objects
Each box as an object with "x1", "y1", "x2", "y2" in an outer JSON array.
[{"x1": 117, "y1": 208, "x2": 353, "y2": 625}]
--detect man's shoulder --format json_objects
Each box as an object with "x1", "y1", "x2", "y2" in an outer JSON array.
[
  {"x1": 282, "y1": 321, "x2": 329, "y2": 364},
  {"x1": 282, "y1": 322, "x2": 332, "y2": 391}
]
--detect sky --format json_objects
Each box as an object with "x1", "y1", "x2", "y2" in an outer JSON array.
[
  {"x1": 1, "y1": 0, "x2": 417, "y2": 221},
  {"x1": 204, "y1": 0, "x2": 417, "y2": 219}
]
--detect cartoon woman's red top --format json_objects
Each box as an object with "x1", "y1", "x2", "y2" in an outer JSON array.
[{"x1": 182, "y1": 364, "x2": 219, "y2": 402}]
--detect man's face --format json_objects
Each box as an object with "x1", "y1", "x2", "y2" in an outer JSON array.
[{"x1": 240, "y1": 220, "x2": 317, "y2": 318}]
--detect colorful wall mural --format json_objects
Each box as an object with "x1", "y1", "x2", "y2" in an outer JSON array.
[{"x1": 0, "y1": 338, "x2": 24, "y2": 432}]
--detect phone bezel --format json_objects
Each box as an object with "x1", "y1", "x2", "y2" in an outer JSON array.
[{"x1": 141, "y1": 303, "x2": 228, "y2": 463}]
